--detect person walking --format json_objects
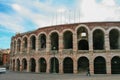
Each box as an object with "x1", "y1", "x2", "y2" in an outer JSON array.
[{"x1": 86, "y1": 67, "x2": 91, "y2": 76}]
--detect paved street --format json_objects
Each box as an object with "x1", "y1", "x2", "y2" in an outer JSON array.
[{"x1": 0, "y1": 71, "x2": 120, "y2": 80}]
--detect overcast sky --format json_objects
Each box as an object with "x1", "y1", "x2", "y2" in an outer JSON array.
[{"x1": 0, "y1": 0, "x2": 120, "y2": 49}]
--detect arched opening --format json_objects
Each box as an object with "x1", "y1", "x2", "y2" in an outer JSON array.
[
  {"x1": 94, "y1": 56, "x2": 106, "y2": 74},
  {"x1": 78, "y1": 40, "x2": 89, "y2": 50},
  {"x1": 23, "y1": 37, "x2": 28, "y2": 50},
  {"x1": 63, "y1": 57, "x2": 73, "y2": 73},
  {"x1": 39, "y1": 58, "x2": 46, "y2": 72},
  {"x1": 77, "y1": 57, "x2": 89, "y2": 73},
  {"x1": 111, "y1": 56, "x2": 120, "y2": 74},
  {"x1": 14, "y1": 41, "x2": 16, "y2": 53},
  {"x1": 93, "y1": 29, "x2": 104, "y2": 50},
  {"x1": 17, "y1": 39, "x2": 21, "y2": 52},
  {"x1": 63, "y1": 31, "x2": 73, "y2": 49},
  {"x1": 17, "y1": 59, "x2": 20, "y2": 71},
  {"x1": 109, "y1": 29, "x2": 120, "y2": 49},
  {"x1": 22, "y1": 58, "x2": 27, "y2": 71},
  {"x1": 50, "y1": 32, "x2": 59, "y2": 50},
  {"x1": 30, "y1": 58, "x2": 36, "y2": 72},
  {"x1": 11, "y1": 42, "x2": 14, "y2": 53},
  {"x1": 39, "y1": 34, "x2": 46, "y2": 49},
  {"x1": 77, "y1": 27, "x2": 89, "y2": 50},
  {"x1": 30, "y1": 35, "x2": 36, "y2": 50},
  {"x1": 13, "y1": 59, "x2": 15, "y2": 71},
  {"x1": 0, "y1": 54, "x2": 3, "y2": 65},
  {"x1": 50, "y1": 57, "x2": 59, "y2": 73}
]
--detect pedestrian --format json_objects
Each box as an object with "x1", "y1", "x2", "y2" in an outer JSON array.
[{"x1": 86, "y1": 67, "x2": 91, "y2": 76}]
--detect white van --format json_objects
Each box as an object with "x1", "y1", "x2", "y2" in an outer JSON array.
[{"x1": 0, "y1": 67, "x2": 6, "y2": 73}]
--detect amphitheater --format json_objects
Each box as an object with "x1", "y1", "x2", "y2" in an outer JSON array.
[{"x1": 10, "y1": 22, "x2": 120, "y2": 74}]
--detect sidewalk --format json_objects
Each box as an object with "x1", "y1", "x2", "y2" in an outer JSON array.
[{"x1": 1, "y1": 71, "x2": 120, "y2": 80}]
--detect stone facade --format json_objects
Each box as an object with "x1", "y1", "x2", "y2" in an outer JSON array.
[
  {"x1": 10, "y1": 22, "x2": 120, "y2": 74},
  {"x1": 0, "y1": 49, "x2": 10, "y2": 68}
]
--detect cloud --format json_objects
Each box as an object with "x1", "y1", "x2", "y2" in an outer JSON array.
[
  {"x1": 9, "y1": 0, "x2": 71, "y2": 27},
  {"x1": 0, "y1": 13, "x2": 25, "y2": 33},
  {"x1": 78, "y1": 0, "x2": 120, "y2": 22},
  {"x1": 1, "y1": 0, "x2": 120, "y2": 49},
  {"x1": 101, "y1": 0, "x2": 116, "y2": 6},
  {"x1": 0, "y1": 0, "x2": 53, "y2": 33},
  {"x1": 11, "y1": 3, "x2": 21, "y2": 11},
  {"x1": 0, "y1": 0, "x2": 77, "y2": 30},
  {"x1": 1, "y1": 0, "x2": 120, "y2": 32}
]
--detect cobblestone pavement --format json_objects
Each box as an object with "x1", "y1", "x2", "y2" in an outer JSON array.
[{"x1": 0, "y1": 71, "x2": 120, "y2": 80}]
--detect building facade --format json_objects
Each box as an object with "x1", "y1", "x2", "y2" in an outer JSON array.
[
  {"x1": 0, "y1": 49, "x2": 10, "y2": 68},
  {"x1": 10, "y1": 22, "x2": 120, "y2": 74}
]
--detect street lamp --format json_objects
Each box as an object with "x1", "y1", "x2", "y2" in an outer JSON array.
[{"x1": 53, "y1": 46, "x2": 56, "y2": 73}]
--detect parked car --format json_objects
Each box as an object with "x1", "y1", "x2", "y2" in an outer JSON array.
[{"x1": 0, "y1": 67, "x2": 6, "y2": 73}]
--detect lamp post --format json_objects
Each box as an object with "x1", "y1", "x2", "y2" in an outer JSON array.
[{"x1": 53, "y1": 47, "x2": 56, "y2": 73}]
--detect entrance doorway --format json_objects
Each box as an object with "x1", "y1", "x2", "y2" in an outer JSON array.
[{"x1": 63, "y1": 57, "x2": 73, "y2": 73}]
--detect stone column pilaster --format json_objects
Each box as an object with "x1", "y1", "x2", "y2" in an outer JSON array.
[
  {"x1": 20, "y1": 59, "x2": 22, "y2": 72},
  {"x1": 59, "y1": 33, "x2": 63, "y2": 54},
  {"x1": 73, "y1": 33, "x2": 77, "y2": 52},
  {"x1": 88, "y1": 32, "x2": 93, "y2": 52},
  {"x1": 27, "y1": 39, "x2": 30, "y2": 54},
  {"x1": 14, "y1": 41, "x2": 15, "y2": 54},
  {"x1": 73, "y1": 58, "x2": 77, "y2": 74},
  {"x1": 36, "y1": 37, "x2": 39, "y2": 52},
  {"x1": 15, "y1": 59, "x2": 17, "y2": 71},
  {"x1": 106, "y1": 54, "x2": 111, "y2": 74},
  {"x1": 59, "y1": 58, "x2": 63, "y2": 74},
  {"x1": 89, "y1": 57, "x2": 94, "y2": 75},
  {"x1": 105, "y1": 33, "x2": 110, "y2": 51},
  {"x1": 106, "y1": 61, "x2": 111, "y2": 74},
  {"x1": 21, "y1": 40, "x2": 24, "y2": 53},
  {"x1": 16, "y1": 42, "x2": 18, "y2": 54},
  {"x1": 35, "y1": 59, "x2": 39, "y2": 73},
  {"x1": 46, "y1": 60, "x2": 50, "y2": 73},
  {"x1": 20, "y1": 41, "x2": 22, "y2": 54},
  {"x1": 89, "y1": 31, "x2": 94, "y2": 74},
  {"x1": 27, "y1": 60, "x2": 30, "y2": 72},
  {"x1": 15, "y1": 41, "x2": 17, "y2": 54},
  {"x1": 46, "y1": 36, "x2": 50, "y2": 54}
]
